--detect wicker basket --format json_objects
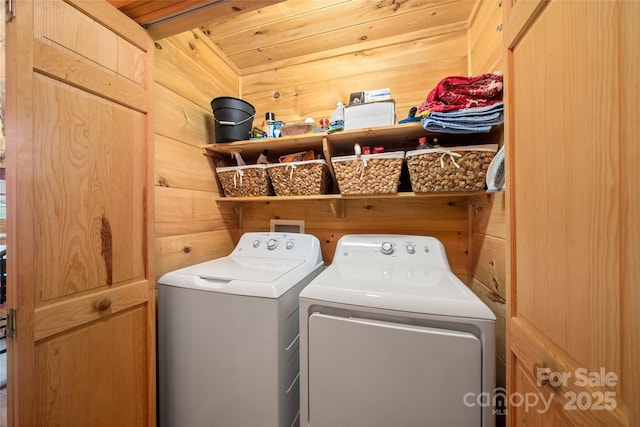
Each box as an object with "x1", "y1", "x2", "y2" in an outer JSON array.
[
  {"x1": 267, "y1": 160, "x2": 331, "y2": 196},
  {"x1": 406, "y1": 144, "x2": 498, "y2": 192},
  {"x1": 331, "y1": 151, "x2": 404, "y2": 195},
  {"x1": 216, "y1": 164, "x2": 272, "y2": 197},
  {"x1": 280, "y1": 123, "x2": 314, "y2": 136}
]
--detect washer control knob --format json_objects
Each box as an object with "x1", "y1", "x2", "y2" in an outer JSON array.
[
  {"x1": 253, "y1": 240, "x2": 260, "y2": 248},
  {"x1": 267, "y1": 239, "x2": 278, "y2": 250},
  {"x1": 406, "y1": 244, "x2": 416, "y2": 254},
  {"x1": 286, "y1": 241, "x2": 294, "y2": 250},
  {"x1": 380, "y1": 242, "x2": 394, "y2": 255}
]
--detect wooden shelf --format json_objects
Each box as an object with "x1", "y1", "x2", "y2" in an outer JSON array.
[
  {"x1": 215, "y1": 191, "x2": 490, "y2": 218},
  {"x1": 205, "y1": 122, "x2": 503, "y2": 213},
  {"x1": 202, "y1": 122, "x2": 503, "y2": 162},
  {"x1": 214, "y1": 191, "x2": 487, "y2": 203}
]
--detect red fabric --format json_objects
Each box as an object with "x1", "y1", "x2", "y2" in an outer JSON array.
[{"x1": 418, "y1": 72, "x2": 503, "y2": 113}]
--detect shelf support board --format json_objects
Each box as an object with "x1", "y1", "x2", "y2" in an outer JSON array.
[{"x1": 328, "y1": 199, "x2": 346, "y2": 218}]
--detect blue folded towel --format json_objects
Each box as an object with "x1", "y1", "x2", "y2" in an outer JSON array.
[{"x1": 423, "y1": 103, "x2": 504, "y2": 134}]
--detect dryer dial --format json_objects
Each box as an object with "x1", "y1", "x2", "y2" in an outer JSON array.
[{"x1": 267, "y1": 239, "x2": 278, "y2": 250}]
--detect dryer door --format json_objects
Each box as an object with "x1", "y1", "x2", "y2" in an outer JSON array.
[{"x1": 308, "y1": 313, "x2": 482, "y2": 427}]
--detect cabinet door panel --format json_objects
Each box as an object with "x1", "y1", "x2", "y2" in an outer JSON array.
[
  {"x1": 35, "y1": 306, "x2": 148, "y2": 427},
  {"x1": 33, "y1": 74, "x2": 146, "y2": 301},
  {"x1": 511, "y1": 0, "x2": 619, "y2": 373}
]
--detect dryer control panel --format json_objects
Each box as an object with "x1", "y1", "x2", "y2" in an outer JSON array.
[{"x1": 333, "y1": 234, "x2": 451, "y2": 270}]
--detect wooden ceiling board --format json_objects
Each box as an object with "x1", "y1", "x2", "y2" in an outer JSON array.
[
  {"x1": 218, "y1": 1, "x2": 474, "y2": 69},
  {"x1": 109, "y1": 0, "x2": 476, "y2": 72},
  {"x1": 201, "y1": 0, "x2": 352, "y2": 37},
  {"x1": 206, "y1": 0, "x2": 467, "y2": 55}
]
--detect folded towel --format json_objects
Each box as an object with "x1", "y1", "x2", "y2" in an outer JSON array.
[
  {"x1": 422, "y1": 103, "x2": 504, "y2": 134},
  {"x1": 428, "y1": 102, "x2": 503, "y2": 119},
  {"x1": 418, "y1": 73, "x2": 503, "y2": 114}
]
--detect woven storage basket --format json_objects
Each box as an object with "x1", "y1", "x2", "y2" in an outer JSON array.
[
  {"x1": 280, "y1": 123, "x2": 314, "y2": 136},
  {"x1": 406, "y1": 144, "x2": 498, "y2": 192},
  {"x1": 331, "y1": 151, "x2": 404, "y2": 195},
  {"x1": 267, "y1": 160, "x2": 331, "y2": 196},
  {"x1": 215, "y1": 164, "x2": 272, "y2": 197}
]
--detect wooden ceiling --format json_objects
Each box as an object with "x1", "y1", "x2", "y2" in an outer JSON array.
[{"x1": 108, "y1": 0, "x2": 477, "y2": 74}]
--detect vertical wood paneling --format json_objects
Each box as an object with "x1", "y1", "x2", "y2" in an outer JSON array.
[
  {"x1": 467, "y1": 2, "x2": 506, "y2": 412},
  {"x1": 621, "y1": 1, "x2": 640, "y2": 423}
]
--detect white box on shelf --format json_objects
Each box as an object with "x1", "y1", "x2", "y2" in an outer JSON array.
[{"x1": 344, "y1": 100, "x2": 395, "y2": 130}]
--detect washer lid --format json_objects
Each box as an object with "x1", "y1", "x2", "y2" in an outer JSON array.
[
  {"x1": 300, "y1": 264, "x2": 496, "y2": 320},
  {"x1": 181, "y1": 256, "x2": 305, "y2": 283},
  {"x1": 158, "y1": 256, "x2": 321, "y2": 298}
]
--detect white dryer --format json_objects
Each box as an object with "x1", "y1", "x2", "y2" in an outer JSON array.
[
  {"x1": 299, "y1": 234, "x2": 496, "y2": 427},
  {"x1": 158, "y1": 232, "x2": 324, "y2": 427}
]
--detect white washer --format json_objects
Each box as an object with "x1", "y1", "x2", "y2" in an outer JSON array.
[
  {"x1": 299, "y1": 234, "x2": 496, "y2": 427},
  {"x1": 158, "y1": 232, "x2": 324, "y2": 427}
]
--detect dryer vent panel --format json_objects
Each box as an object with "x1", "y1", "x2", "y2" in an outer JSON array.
[{"x1": 270, "y1": 219, "x2": 305, "y2": 233}]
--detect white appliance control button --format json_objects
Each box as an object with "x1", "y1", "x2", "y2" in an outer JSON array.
[
  {"x1": 286, "y1": 241, "x2": 294, "y2": 250},
  {"x1": 267, "y1": 239, "x2": 278, "y2": 250},
  {"x1": 380, "y1": 242, "x2": 394, "y2": 255},
  {"x1": 253, "y1": 240, "x2": 260, "y2": 248},
  {"x1": 406, "y1": 244, "x2": 416, "y2": 254}
]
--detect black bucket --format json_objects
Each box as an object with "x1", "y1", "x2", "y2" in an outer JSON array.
[{"x1": 211, "y1": 97, "x2": 256, "y2": 143}]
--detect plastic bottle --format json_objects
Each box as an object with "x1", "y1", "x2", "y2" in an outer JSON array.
[{"x1": 328, "y1": 102, "x2": 344, "y2": 133}]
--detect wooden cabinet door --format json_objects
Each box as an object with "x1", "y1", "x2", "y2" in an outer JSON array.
[
  {"x1": 5, "y1": 1, "x2": 155, "y2": 425},
  {"x1": 504, "y1": 0, "x2": 639, "y2": 426}
]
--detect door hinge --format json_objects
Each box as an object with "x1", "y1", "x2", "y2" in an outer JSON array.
[
  {"x1": 6, "y1": 0, "x2": 15, "y2": 22},
  {"x1": 7, "y1": 308, "x2": 16, "y2": 338}
]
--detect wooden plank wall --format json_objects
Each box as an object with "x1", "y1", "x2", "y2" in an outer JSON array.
[
  {"x1": 241, "y1": 197, "x2": 472, "y2": 278},
  {"x1": 237, "y1": 19, "x2": 473, "y2": 274},
  {"x1": 150, "y1": 0, "x2": 506, "y2": 396},
  {"x1": 468, "y1": 0, "x2": 507, "y2": 405},
  {"x1": 153, "y1": 30, "x2": 241, "y2": 281},
  {"x1": 240, "y1": 29, "x2": 468, "y2": 127}
]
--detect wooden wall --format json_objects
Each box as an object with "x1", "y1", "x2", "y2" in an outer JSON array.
[
  {"x1": 151, "y1": 3, "x2": 507, "y2": 392},
  {"x1": 153, "y1": 30, "x2": 241, "y2": 281},
  {"x1": 241, "y1": 197, "x2": 472, "y2": 278},
  {"x1": 241, "y1": 29, "x2": 468, "y2": 128},
  {"x1": 468, "y1": 0, "x2": 507, "y2": 401},
  {"x1": 236, "y1": 16, "x2": 473, "y2": 275}
]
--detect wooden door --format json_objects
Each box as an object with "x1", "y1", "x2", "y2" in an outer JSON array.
[
  {"x1": 504, "y1": 0, "x2": 639, "y2": 426},
  {"x1": 5, "y1": 1, "x2": 155, "y2": 425}
]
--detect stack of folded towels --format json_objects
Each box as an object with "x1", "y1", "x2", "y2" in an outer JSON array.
[{"x1": 417, "y1": 72, "x2": 504, "y2": 134}]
